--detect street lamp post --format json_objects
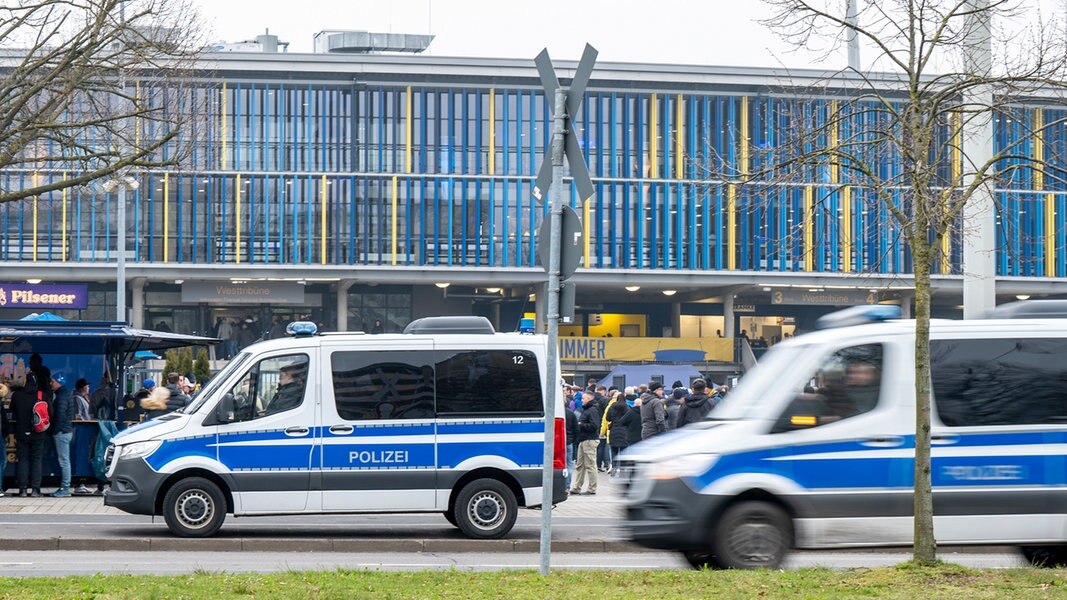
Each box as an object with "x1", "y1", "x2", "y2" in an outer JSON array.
[{"x1": 101, "y1": 175, "x2": 139, "y2": 323}]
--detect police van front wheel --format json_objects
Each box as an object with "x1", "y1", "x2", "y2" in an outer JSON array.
[
  {"x1": 710, "y1": 501, "x2": 792, "y2": 569},
  {"x1": 454, "y1": 478, "x2": 517, "y2": 539},
  {"x1": 163, "y1": 477, "x2": 227, "y2": 538}
]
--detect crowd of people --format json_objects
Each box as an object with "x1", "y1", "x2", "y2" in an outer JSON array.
[
  {"x1": 0, "y1": 354, "x2": 123, "y2": 498},
  {"x1": 564, "y1": 378, "x2": 728, "y2": 495}
]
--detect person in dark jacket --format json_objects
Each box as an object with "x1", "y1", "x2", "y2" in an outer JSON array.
[
  {"x1": 164, "y1": 372, "x2": 191, "y2": 413},
  {"x1": 678, "y1": 379, "x2": 716, "y2": 427},
  {"x1": 619, "y1": 396, "x2": 643, "y2": 447},
  {"x1": 665, "y1": 388, "x2": 685, "y2": 430},
  {"x1": 606, "y1": 387, "x2": 633, "y2": 475},
  {"x1": 640, "y1": 382, "x2": 668, "y2": 440},
  {"x1": 49, "y1": 373, "x2": 74, "y2": 497},
  {"x1": 570, "y1": 401, "x2": 601, "y2": 496},
  {"x1": 28, "y1": 354, "x2": 52, "y2": 405},
  {"x1": 563, "y1": 390, "x2": 578, "y2": 490},
  {"x1": 265, "y1": 364, "x2": 306, "y2": 415},
  {"x1": 11, "y1": 369, "x2": 47, "y2": 497}
]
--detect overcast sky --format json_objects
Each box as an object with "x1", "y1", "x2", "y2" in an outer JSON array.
[
  {"x1": 190, "y1": 0, "x2": 810, "y2": 68},
  {"x1": 190, "y1": 0, "x2": 1064, "y2": 72}
]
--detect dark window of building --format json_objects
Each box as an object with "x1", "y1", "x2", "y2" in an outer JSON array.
[
  {"x1": 436, "y1": 349, "x2": 542, "y2": 416},
  {"x1": 771, "y1": 344, "x2": 883, "y2": 433},
  {"x1": 331, "y1": 350, "x2": 435, "y2": 421},
  {"x1": 932, "y1": 338, "x2": 1067, "y2": 426}
]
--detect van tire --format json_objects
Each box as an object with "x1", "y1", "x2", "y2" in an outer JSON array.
[
  {"x1": 1022, "y1": 546, "x2": 1067, "y2": 567},
  {"x1": 454, "y1": 478, "x2": 517, "y2": 539},
  {"x1": 710, "y1": 501, "x2": 792, "y2": 569},
  {"x1": 162, "y1": 477, "x2": 226, "y2": 538},
  {"x1": 443, "y1": 508, "x2": 458, "y2": 528}
]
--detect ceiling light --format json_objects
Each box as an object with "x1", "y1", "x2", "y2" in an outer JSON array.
[
  {"x1": 662, "y1": 290, "x2": 677, "y2": 296},
  {"x1": 762, "y1": 287, "x2": 772, "y2": 292},
  {"x1": 174, "y1": 279, "x2": 184, "y2": 285},
  {"x1": 625, "y1": 285, "x2": 641, "y2": 292},
  {"x1": 1016, "y1": 294, "x2": 1031, "y2": 300},
  {"x1": 435, "y1": 282, "x2": 450, "y2": 289},
  {"x1": 25, "y1": 278, "x2": 41, "y2": 284},
  {"x1": 486, "y1": 287, "x2": 502, "y2": 293}
]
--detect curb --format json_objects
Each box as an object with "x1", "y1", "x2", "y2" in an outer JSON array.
[{"x1": 3, "y1": 538, "x2": 662, "y2": 553}]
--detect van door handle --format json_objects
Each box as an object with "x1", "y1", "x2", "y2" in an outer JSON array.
[
  {"x1": 931, "y1": 434, "x2": 959, "y2": 445},
  {"x1": 284, "y1": 426, "x2": 309, "y2": 437},
  {"x1": 329, "y1": 425, "x2": 354, "y2": 435},
  {"x1": 861, "y1": 436, "x2": 904, "y2": 448}
]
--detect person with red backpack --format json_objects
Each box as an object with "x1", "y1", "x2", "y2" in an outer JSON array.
[{"x1": 11, "y1": 368, "x2": 48, "y2": 497}]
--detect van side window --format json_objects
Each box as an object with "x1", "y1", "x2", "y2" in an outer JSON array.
[
  {"x1": 933, "y1": 338, "x2": 1067, "y2": 426},
  {"x1": 227, "y1": 354, "x2": 309, "y2": 422},
  {"x1": 331, "y1": 350, "x2": 435, "y2": 421},
  {"x1": 771, "y1": 344, "x2": 883, "y2": 433},
  {"x1": 436, "y1": 350, "x2": 543, "y2": 416}
]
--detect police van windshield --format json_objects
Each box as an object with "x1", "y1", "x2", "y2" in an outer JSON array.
[
  {"x1": 184, "y1": 352, "x2": 252, "y2": 414},
  {"x1": 711, "y1": 342, "x2": 809, "y2": 420}
]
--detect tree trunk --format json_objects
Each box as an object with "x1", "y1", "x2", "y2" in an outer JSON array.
[{"x1": 912, "y1": 245, "x2": 936, "y2": 565}]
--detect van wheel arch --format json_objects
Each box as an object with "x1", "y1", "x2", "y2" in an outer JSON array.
[
  {"x1": 689, "y1": 490, "x2": 796, "y2": 569},
  {"x1": 155, "y1": 469, "x2": 235, "y2": 516},
  {"x1": 447, "y1": 468, "x2": 526, "y2": 516}
]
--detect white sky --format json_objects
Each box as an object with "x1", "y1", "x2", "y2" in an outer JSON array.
[
  {"x1": 190, "y1": 0, "x2": 808, "y2": 68},
  {"x1": 190, "y1": 0, "x2": 1066, "y2": 72}
]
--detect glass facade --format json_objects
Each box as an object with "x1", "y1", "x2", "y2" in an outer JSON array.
[{"x1": 2, "y1": 60, "x2": 1065, "y2": 278}]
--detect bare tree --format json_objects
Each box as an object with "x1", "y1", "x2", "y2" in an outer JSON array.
[
  {"x1": 751, "y1": 0, "x2": 1067, "y2": 564},
  {"x1": 0, "y1": 0, "x2": 208, "y2": 204}
]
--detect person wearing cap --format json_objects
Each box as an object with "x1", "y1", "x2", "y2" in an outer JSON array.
[
  {"x1": 72, "y1": 378, "x2": 91, "y2": 421},
  {"x1": 49, "y1": 373, "x2": 74, "y2": 497},
  {"x1": 266, "y1": 363, "x2": 306, "y2": 415},
  {"x1": 640, "y1": 381, "x2": 668, "y2": 440}
]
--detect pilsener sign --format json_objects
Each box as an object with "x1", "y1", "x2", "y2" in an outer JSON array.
[{"x1": 0, "y1": 283, "x2": 88, "y2": 309}]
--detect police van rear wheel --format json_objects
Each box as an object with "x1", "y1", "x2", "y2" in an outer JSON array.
[
  {"x1": 454, "y1": 478, "x2": 517, "y2": 539},
  {"x1": 163, "y1": 477, "x2": 226, "y2": 538},
  {"x1": 711, "y1": 501, "x2": 792, "y2": 569},
  {"x1": 1022, "y1": 545, "x2": 1067, "y2": 567}
]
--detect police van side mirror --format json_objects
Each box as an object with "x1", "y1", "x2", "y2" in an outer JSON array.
[{"x1": 214, "y1": 393, "x2": 236, "y2": 424}]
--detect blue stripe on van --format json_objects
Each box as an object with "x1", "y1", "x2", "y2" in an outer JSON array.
[
  {"x1": 437, "y1": 441, "x2": 543, "y2": 469},
  {"x1": 319, "y1": 423, "x2": 435, "y2": 437},
  {"x1": 437, "y1": 420, "x2": 544, "y2": 435},
  {"x1": 695, "y1": 431, "x2": 1060, "y2": 492},
  {"x1": 146, "y1": 435, "x2": 216, "y2": 471},
  {"x1": 321, "y1": 443, "x2": 435, "y2": 470}
]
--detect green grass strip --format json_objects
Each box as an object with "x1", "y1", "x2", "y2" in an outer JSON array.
[{"x1": 1, "y1": 564, "x2": 1067, "y2": 599}]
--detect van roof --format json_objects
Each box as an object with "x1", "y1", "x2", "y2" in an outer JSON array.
[{"x1": 787, "y1": 317, "x2": 1067, "y2": 346}]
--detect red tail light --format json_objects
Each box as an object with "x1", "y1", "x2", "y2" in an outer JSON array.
[{"x1": 553, "y1": 417, "x2": 566, "y2": 470}]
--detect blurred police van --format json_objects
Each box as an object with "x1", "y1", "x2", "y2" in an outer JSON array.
[
  {"x1": 621, "y1": 301, "x2": 1067, "y2": 569},
  {"x1": 104, "y1": 316, "x2": 567, "y2": 539}
]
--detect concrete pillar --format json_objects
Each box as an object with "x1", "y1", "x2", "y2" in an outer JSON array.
[
  {"x1": 899, "y1": 293, "x2": 913, "y2": 319},
  {"x1": 670, "y1": 302, "x2": 681, "y2": 337},
  {"x1": 490, "y1": 302, "x2": 501, "y2": 332},
  {"x1": 962, "y1": 0, "x2": 996, "y2": 319},
  {"x1": 336, "y1": 280, "x2": 356, "y2": 331},
  {"x1": 723, "y1": 294, "x2": 736, "y2": 339},
  {"x1": 131, "y1": 278, "x2": 145, "y2": 329}
]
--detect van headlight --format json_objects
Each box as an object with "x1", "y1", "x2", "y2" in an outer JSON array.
[
  {"x1": 649, "y1": 454, "x2": 719, "y2": 480},
  {"x1": 118, "y1": 440, "x2": 163, "y2": 461}
]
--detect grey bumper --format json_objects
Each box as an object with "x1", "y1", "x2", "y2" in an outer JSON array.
[
  {"x1": 103, "y1": 457, "x2": 166, "y2": 516},
  {"x1": 624, "y1": 478, "x2": 727, "y2": 551}
]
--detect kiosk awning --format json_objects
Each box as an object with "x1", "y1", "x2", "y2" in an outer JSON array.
[{"x1": 0, "y1": 320, "x2": 219, "y2": 355}]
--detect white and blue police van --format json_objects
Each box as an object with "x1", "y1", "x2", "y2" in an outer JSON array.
[
  {"x1": 104, "y1": 316, "x2": 568, "y2": 539},
  {"x1": 621, "y1": 301, "x2": 1067, "y2": 569}
]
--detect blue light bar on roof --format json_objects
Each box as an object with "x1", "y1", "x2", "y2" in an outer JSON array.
[
  {"x1": 286, "y1": 321, "x2": 318, "y2": 337},
  {"x1": 814, "y1": 305, "x2": 902, "y2": 330}
]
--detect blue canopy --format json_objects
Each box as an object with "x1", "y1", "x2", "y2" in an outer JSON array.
[
  {"x1": 0, "y1": 320, "x2": 218, "y2": 355},
  {"x1": 19, "y1": 312, "x2": 68, "y2": 322}
]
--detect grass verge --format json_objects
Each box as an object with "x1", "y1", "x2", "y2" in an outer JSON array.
[{"x1": 1, "y1": 563, "x2": 1066, "y2": 599}]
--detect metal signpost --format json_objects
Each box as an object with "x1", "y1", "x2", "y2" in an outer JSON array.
[{"x1": 533, "y1": 43, "x2": 597, "y2": 576}]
